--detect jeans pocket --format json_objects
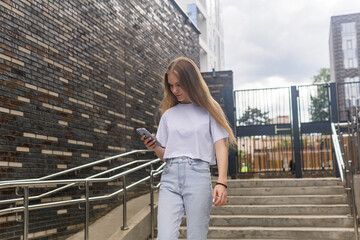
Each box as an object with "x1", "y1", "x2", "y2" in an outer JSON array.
[
  {"x1": 162, "y1": 163, "x2": 171, "y2": 175},
  {"x1": 191, "y1": 161, "x2": 210, "y2": 173}
]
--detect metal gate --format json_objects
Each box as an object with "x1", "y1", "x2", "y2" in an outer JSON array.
[
  {"x1": 234, "y1": 83, "x2": 339, "y2": 177},
  {"x1": 337, "y1": 80, "x2": 360, "y2": 172},
  {"x1": 298, "y1": 84, "x2": 333, "y2": 174}
]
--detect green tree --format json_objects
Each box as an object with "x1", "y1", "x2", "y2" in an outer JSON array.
[
  {"x1": 238, "y1": 107, "x2": 270, "y2": 125},
  {"x1": 309, "y1": 68, "x2": 330, "y2": 122}
]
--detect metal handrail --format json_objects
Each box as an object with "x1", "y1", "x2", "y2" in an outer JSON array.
[
  {"x1": 0, "y1": 150, "x2": 162, "y2": 240},
  {"x1": 1, "y1": 150, "x2": 153, "y2": 184},
  {"x1": 0, "y1": 158, "x2": 155, "y2": 205},
  {"x1": 150, "y1": 163, "x2": 166, "y2": 240},
  {"x1": 332, "y1": 120, "x2": 359, "y2": 239},
  {"x1": 331, "y1": 123, "x2": 345, "y2": 181}
]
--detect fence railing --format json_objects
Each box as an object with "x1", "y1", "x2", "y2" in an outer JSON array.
[
  {"x1": 234, "y1": 84, "x2": 336, "y2": 175},
  {"x1": 337, "y1": 81, "x2": 360, "y2": 123},
  {"x1": 331, "y1": 112, "x2": 359, "y2": 239},
  {"x1": 0, "y1": 150, "x2": 163, "y2": 240}
]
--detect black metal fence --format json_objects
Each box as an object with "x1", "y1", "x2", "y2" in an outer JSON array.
[
  {"x1": 337, "y1": 81, "x2": 360, "y2": 122},
  {"x1": 235, "y1": 87, "x2": 293, "y2": 174},
  {"x1": 234, "y1": 81, "x2": 360, "y2": 176},
  {"x1": 337, "y1": 81, "x2": 360, "y2": 172},
  {"x1": 298, "y1": 84, "x2": 333, "y2": 172}
]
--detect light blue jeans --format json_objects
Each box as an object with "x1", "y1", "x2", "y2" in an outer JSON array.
[{"x1": 157, "y1": 156, "x2": 213, "y2": 240}]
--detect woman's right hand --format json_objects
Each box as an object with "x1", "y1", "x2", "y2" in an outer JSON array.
[{"x1": 141, "y1": 135, "x2": 157, "y2": 150}]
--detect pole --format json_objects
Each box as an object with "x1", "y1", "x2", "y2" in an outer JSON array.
[
  {"x1": 291, "y1": 86, "x2": 302, "y2": 178},
  {"x1": 150, "y1": 171, "x2": 155, "y2": 239},
  {"x1": 23, "y1": 186, "x2": 29, "y2": 240},
  {"x1": 85, "y1": 181, "x2": 89, "y2": 240},
  {"x1": 121, "y1": 176, "x2": 128, "y2": 230}
]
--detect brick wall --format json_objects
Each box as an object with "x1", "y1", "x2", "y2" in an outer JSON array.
[
  {"x1": 202, "y1": 70, "x2": 234, "y2": 122},
  {"x1": 329, "y1": 13, "x2": 360, "y2": 121},
  {"x1": 202, "y1": 70, "x2": 237, "y2": 177},
  {"x1": 0, "y1": 0, "x2": 199, "y2": 239}
]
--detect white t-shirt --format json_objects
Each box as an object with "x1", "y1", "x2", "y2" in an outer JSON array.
[{"x1": 156, "y1": 102, "x2": 229, "y2": 165}]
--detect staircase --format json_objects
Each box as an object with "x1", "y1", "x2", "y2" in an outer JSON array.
[{"x1": 179, "y1": 178, "x2": 355, "y2": 239}]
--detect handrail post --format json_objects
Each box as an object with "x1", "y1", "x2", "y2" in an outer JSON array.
[
  {"x1": 121, "y1": 176, "x2": 129, "y2": 230},
  {"x1": 149, "y1": 164, "x2": 154, "y2": 207},
  {"x1": 344, "y1": 147, "x2": 353, "y2": 214},
  {"x1": 333, "y1": 117, "x2": 359, "y2": 239},
  {"x1": 85, "y1": 181, "x2": 90, "y2": 240},
  {"x1": 150, "y1": 171, "x2": 155, "y2": 240},
  {"x1": 349, "y1": 161, "x2": 359, "y2": 240},
  {"x1": 23, "y1": 186, "x2": 29, "y2": 240}
]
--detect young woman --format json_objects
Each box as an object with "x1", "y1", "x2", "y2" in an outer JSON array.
[{"x1": 141, "y1": 57, "x2": 236, "y2": 240}]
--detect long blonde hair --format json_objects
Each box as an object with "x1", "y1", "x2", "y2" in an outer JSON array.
[{"x1": 160, "y1": 57, "x2": 236, "y2": 147}]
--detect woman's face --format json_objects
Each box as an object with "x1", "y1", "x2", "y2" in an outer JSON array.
[{"x1": 167, "y1": 73, "x2": 191, "y2": 104}]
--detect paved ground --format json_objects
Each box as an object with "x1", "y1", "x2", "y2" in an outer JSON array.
[{"x1": 66, "y1": 192, "x2": 158, "y2": 240}]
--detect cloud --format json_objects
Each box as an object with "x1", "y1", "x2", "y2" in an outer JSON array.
[
  {"x1": 221, "y1": 0, "x2": 360, "y2": 90},
  {"x1": 238, "y1": 76, "x2": 290, "y2": 90}
]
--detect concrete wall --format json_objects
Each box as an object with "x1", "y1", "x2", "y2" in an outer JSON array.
[{"x1": 0, "y1": 0, "x2": 199, "y2": 239}]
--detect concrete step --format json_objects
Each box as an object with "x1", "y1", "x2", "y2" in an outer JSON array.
[
  {"x1": 178, "y1": 178, "x2": 353, "y2": 240},
  {"x1": 210, "y1": 204, "x2": 350, "y2": 215},
  {"x1": 181, "y1": 215, "x2": 353, "y2": 228},
  {"x1": 207, "y1": 215, "x2": 354, "y2": 228},
  {"x1": 179, "y1": 226, "x2": 355, "y2": 239},
  {"x1": 227, "y1": 194, "x2": 348, "y2": 205},
  {"x1": 225, "y1": 178, "x2": 343, "y2": 188},
  {"x1": 228, "y1": 186, "x2": 345, "y2": 196}
]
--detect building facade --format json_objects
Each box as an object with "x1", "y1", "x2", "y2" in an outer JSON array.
[
  {"x1": 0, "y1": 0, "x2": 199, "y2": 239},
  {"x1": 177, "y1": 0, "x2": 225, "y2": 72},
  {"x1": 329, "y1": 13, "x2": 360, "y2": 121}
]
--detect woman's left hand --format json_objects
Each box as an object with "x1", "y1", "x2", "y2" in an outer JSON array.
[{"x1": 212, "y1": 184, "x2": 227, "y2": 206}]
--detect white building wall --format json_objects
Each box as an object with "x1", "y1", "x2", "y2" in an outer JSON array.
[{"x1": 177, "y1": 0, "x2": 225, "y2": 72}]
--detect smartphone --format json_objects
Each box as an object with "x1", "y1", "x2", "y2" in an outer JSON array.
[{"x1": 136, "y1": 128, "x2": 162, "y2": 147}]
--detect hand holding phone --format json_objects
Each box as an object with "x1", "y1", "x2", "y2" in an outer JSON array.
[{"x1": 136, "y1": 128, "x2": 162, "y2": 147}]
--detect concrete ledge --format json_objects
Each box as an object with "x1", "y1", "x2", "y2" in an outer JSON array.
[
  {"x1": 108, "y1": 204, "x2": 158, "y2": 240},
  {"x1": 66, "y1": 192, "x2": 158, "y2": 240}
]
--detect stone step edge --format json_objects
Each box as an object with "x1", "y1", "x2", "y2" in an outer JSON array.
[
  {"x1": 227, "y1": 186, "x2": 344, "y2": 189},
  {"x1": 217, "y1": 178, "x2": 340, "y2": 182},
  {"x1": 227, "y1": 194, "x2": 347, "y2": 198},
  {"x1": 218, "y1": 204, "x2": 349, "y2": 207},
  {"x1": 209, "y1": 215, "x2": 352, "y2": 219},
  {"x1": 179, "y1": 239, "x2": 290, "y2": 240},
  {"x1": 179, "y1": 226, "x2": 355, "y2": 231}
]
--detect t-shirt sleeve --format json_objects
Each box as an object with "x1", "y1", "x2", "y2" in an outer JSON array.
[
  {"x1": 156, "y1": 115, "x2": 167, "y2": 147},
  {"x1": 210, "y1": 114, "x2": 229, "y2": 143}
]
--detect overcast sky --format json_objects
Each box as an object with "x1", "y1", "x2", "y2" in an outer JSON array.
[{"x1": 220, "y1": 0, "x2": 360, "y2": 90}]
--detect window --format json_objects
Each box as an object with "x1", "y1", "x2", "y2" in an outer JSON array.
[
  {"x1": 214, "y1": 35, "x2": 216, "y2": 53},
  {"x1": 348, "y1": 59, "x2": 354, "y2": 68},
  {"x1": 341, "y1": 22, "x2": 358, "y2": 69},
  {"x1": 344, "y1": 76, "x2": 360, "y2": 107},
  {"x1": 187, "y1": 4, "x2": 197, "y2": 25},
  {"x1": 347, "y1": 39, "x2": 352, "y2": 49},
  {"x1": 213, "y1": 30, "x2": 216, "y2": 53}
]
